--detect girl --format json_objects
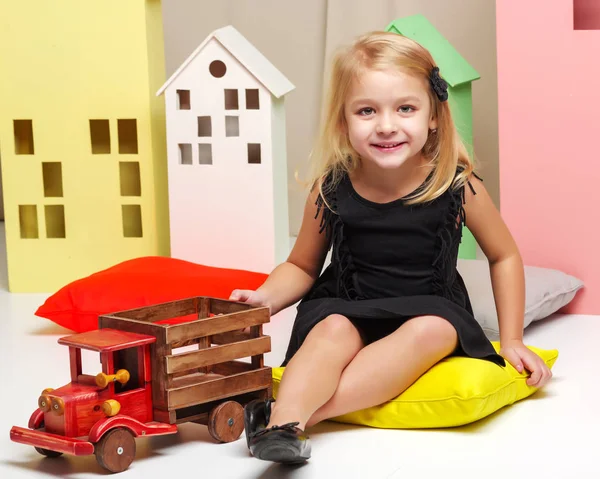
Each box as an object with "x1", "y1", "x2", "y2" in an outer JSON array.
[{"x1": 231, "y1": 31, "x2": 552, "y2": 464}]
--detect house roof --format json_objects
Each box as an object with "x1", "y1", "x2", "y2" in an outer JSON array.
[
  {"x1": 157, "y1": 25, "x2": 295, "y2": 98},
  {"x1": 58, "y1": 328, "x2": 156, "y2": 353},
  {"x1": 385, "y1": 15, "x2": 480, "y2": 87}
]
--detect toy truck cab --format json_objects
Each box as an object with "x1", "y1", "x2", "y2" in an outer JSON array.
[
  {"x1": 58, "y1": 328, "x2": 156, "y2": 423},
  {"x1": 10, "y1": 328, "x2": 177, "y2": 472}
]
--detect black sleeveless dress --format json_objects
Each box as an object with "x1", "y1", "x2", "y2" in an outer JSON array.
[{"x1": 281, "y1": 170, "x2": 506, "y2": 368}]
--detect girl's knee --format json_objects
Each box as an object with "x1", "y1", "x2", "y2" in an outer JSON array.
[
  {"x1": 311, "y1": 314, "x2": 362, "y2": 346},
  {"x1": 405, "y1": 315, "x2": 458, "y2": 351}
]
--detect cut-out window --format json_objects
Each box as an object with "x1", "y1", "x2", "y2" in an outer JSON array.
[
  {"x1": 177, "y1": 89, "x2": 191, "y2": 109},
  {"x1": 574, "y1": 0, "x2": 600, "y2": 29},
  {"x1": 118, "y1": 119, "x2": 138, "y2": 154},
  {"x1": 122, "y1": 205, "x2": 143, "y2": 237},
  {"x1": 246, "y1": 89, "x2": 260, "y2": 109},
  {"x1": 198, "y1": 116, "x2": 212, "y2": 137},
  {"x1": 120, "y1": 162, "x2": 141, "y2": 196},
  {"x1": 19, "y1": 205, "x2": 38, "y2": 238},
  {"x1": 179, "y1": 144, "x2": 192, "y2": 165},
  {"x1": 90, "y1": 119, "x2": 111, "y2": 154},
  {"x1": 14, "y1": 120, "x2": 35, "y2": 155},
  {"x1": 45, "y1": 205, "x2": 66, "y2": 238},
  {"x1": 209, "y1": 60, "x2": 226, "y2": 78},
  {"x1": 225, "y1": 89, "x2": 239, "y2": 110},
  {"x1": 248, "y1": 143, "x2": 261, "y2": 164},
  {"x1": 42, "y1": 162, "x2": 63, "y2": 197},
  {"x1": 225, "y1": 116, "x2": 239, "y2": 137},
  {"x1": 198, "y1": 144, "x2": 212, "y2": 165}
]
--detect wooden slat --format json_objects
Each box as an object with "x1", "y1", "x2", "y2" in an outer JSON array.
[
  {"x1": 104, "y1": 298, "x2": 199, "y2": 322},
  {"x1": 169, "y1": 337, "x2": 210, "y2": 374},
  {"x1": 199, "y1": 298, "x2": 210, "y2": 319},
  {"x1": 251, "y1": 325, "x2": 264, "y2": 368},
  {"x1": 165, "y1": 336, "x2": 271, "y2": 374},
  {"x1": 167, "y1": 368, "x2": 272, "y2": 410},
  {"x1": 154, "y1": 342, "x2": 171, "y2": 409},
  {"x1": 99, "y1": 315, "x2": 166, "y2": 340},
  {"x1": 170, "y1": 372, "x2": 222, "y2": 389},
  {"x1": 172, "y1": 370, "x2": 192, "y2": 380},
  {"x1": 170, "y1": 338, "x2": 200, "y2": 349},
  {"x1": 210, "y1": 329, "x2": 252, "y2": 345},
  {"x1": 197, "y1": 336, "x2": 210, "y2": 374},
  {"x1": 165, "y1": 308, "x2": 269, "y2": 345},
  {"x1": 209, "y1": 298, "x2": 252, "y2": 315},
  {"x1": 211, "y1": 322, "x2": 261, "y2": 345},
  {"x1": 211, "y1": 360, "x2": 254, "y2": 376},
  {"x1": 252, "y1": 355, "x2": 264, "y2": 369}
]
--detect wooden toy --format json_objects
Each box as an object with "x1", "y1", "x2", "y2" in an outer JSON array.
[
  {"x1": 156, "y1": 25, "x2": 295, "y2": 275},
  {"x1": 10, "y1": 297, "x2": 272, "y2": 473},
  {"x1": 386, "y1": 14, "x2": 480, "y2": 259}
]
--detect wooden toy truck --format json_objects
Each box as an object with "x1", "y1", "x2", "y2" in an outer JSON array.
[{"x1": 10, "y1": 297, "x2": 272, "y2": 473}]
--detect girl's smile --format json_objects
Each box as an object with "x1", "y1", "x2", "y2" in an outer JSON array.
[{"x1": 370, "y1": 141, "x2": 407, "y2": 153}]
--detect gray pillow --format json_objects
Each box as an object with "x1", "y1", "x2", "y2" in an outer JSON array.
[{"x1": 457, "y1": 259, "x2": 584, "y2": 340}]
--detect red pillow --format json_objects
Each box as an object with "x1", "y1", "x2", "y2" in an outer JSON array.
[{"x1": 35, "y1": 256, "x2": 268, "y2": 333}]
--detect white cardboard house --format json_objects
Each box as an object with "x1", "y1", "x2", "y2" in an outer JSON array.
[{"x1": 157, "y1": 25, "x2": 295, "y2": 274}]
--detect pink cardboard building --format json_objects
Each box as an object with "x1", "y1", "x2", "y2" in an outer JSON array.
[{"x1": 496, "y1": 0, "x2": 600, "y2": 313}]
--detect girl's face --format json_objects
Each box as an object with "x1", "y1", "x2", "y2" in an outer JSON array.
[{"x1": 343, "y1": 68, "x2": 437, "y2": 171}]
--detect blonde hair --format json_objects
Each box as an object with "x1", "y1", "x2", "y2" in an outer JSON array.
[{"x1": 305, "y1": 31, "x2": 474, "y2": 206}]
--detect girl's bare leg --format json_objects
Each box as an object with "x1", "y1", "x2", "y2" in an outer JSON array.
[
  {"x1": 305, "y1": 315, "x2": 458, "y2": 427},
  {"x1": 267, "y1": 314, "x2": 364, "y2": 430}
]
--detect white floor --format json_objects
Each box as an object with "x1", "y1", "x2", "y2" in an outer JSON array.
[{"x1": 0, "y1": 222, "x2": 598, "y2": 478}]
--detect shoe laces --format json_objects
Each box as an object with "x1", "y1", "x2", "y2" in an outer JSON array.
[{"x1": 250, "y1": 421, "x2": 300, "y2": 439}]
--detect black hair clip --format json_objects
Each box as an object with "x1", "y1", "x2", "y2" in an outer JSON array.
[{"x1": 429, "y1": 67, "x2": 448, "y2": 102}]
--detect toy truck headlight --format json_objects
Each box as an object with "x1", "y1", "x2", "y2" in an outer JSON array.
[
  {"x1": 38, "y1": 388, "x2": 54, "y2": 413},
  {"x1": 50, "y1": 396, "x2": 65, "y2": 416},
  {"x1": 38, "y1": 394, "x2": 51, "y2": 413},
  {"x1": 102, "y1": 399, "x2": 121, "y2": 417}
]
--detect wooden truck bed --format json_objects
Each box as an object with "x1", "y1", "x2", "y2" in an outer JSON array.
[{"x1": 98, "y1": 297, "x2": 272, "y2": 424}]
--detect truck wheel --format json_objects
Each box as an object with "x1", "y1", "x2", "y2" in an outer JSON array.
[
  {"x1": 208, "y1": 401, "x2": 244, "y2": 443},
  {"x1": 35, "y1": 423, "x2": 63, "y2": 458},
  {"x1": 35, "y1": 446, "x2": 63, "y2": 458},
  {"x1": 94, "y1": 427, "x2": 136, "y2": 473}
]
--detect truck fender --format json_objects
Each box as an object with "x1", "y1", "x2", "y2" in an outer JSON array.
[
  {"x1": 28, "y1": 408, "x2": 44, "y2": 430},
  {"x1": 88, "y1": 415, "x2": 177, "y2": 443}
]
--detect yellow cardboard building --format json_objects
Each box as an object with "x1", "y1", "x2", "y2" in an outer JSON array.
[{"x1": 0, "y1": 0, "x2": 169, "y2": 292}]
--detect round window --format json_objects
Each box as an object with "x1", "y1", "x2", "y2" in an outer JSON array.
[{"x1": 209, "y1": 60, "x2": 226, "y2": 78}]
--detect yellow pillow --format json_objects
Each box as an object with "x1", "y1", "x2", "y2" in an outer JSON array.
[{"x1": 271, "y1": 342, "x2": 558, "y2": 429}]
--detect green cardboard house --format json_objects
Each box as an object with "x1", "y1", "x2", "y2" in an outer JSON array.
[{"x1": 386, "y1": 15, "x2": 480, "y2": 259}]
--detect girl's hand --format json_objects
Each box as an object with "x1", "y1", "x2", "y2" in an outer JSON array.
[
  {"x1": 499, "y1": 340, "x2": 553, "y2": 388},
  {"x1": 229, "y1": 289, "x2": 271, "y2": 335},
  {"x1": 229, "y1": 289, "x2": 271, "y2": 313}
]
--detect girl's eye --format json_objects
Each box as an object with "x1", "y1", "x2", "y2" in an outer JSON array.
[
  {"x1": 399, "y1": 106, "x2": 414, "y2": 113},
  {"x1": 358, "y1": 107, "x2": 374, "y2": 116}
]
